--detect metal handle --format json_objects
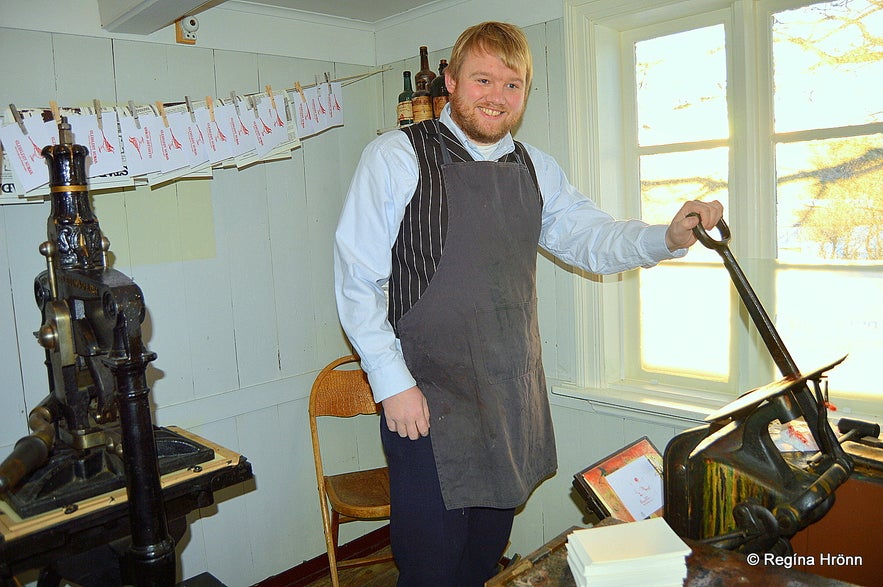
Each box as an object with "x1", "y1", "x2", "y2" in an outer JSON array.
[{"x1": 688, "y1": 211, "x2": 731, "y2": 250}]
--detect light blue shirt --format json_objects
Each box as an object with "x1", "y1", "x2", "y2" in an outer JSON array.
[{"x1": 334, "y1": 105, "x2": 684, "y2": 402}]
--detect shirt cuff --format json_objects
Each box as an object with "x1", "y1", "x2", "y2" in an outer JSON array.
[
  {"x1": 644, "y1": 224, "x2": 687, "y2": 262},
  {"x1": 364, "y1": 354, "x2": 417, "y2": 403}
]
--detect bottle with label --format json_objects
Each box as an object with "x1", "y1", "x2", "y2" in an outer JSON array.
[
  {"x1": 412, "y1": 78, "x2": 433, "y2": 123},
  {"x1": 397, "y1": 71, "x2": 414, "y2": 127},
  {"x1": 430, "y1": 59, "x2": 449, "y2": 118},
  {"x1": 414, "y1": 46, "x2": 437, "y2": 92}
]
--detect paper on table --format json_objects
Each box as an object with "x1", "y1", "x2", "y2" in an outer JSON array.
[{"x1": 567, "y1": 517, "x2": 690, "y2": 567}]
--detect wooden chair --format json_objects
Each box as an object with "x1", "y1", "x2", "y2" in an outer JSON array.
[{"x1": 309, "y1": 355, "x2": 393, "y2": 587}]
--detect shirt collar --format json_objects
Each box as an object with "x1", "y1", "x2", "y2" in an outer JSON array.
[{"x1": 438, "y1": 103, "x2": 515, "y2": 161}]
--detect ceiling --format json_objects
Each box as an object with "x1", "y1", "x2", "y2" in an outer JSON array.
[
  {"x1": 233, "y1": 0, "x2": 448, "y2": 23},
  {"x1": 98, "y1": 0, "x2": 458, "y2": 35}
]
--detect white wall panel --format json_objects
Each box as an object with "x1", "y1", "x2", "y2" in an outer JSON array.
[
  {"x1": 278, "y1": 398, "x2": 328, "y2": 561},
  {"x1": 111, "y1": 40, "x2": 169, "y2": 103},
  {"x1": 214, "y1": 164, "x2": 281, "y2": 388},
  {"x1": 52, "y1": 34, "x2": 116, "y2": 105},
  {"x1": 301, "y1": 130, "x2": 348, "y2": 362},
  {"x1": 112, "y1": 40, "x2": 215, "y2": 105},
  {"x1": 334, "y1": 63, "x2": 384, "y2": 164},
  {"x1": 92, "y1": 190, "x2": 134, "y2": 274},
  {"x1": 2, "y1": 201, "x2": 53, "y2": 415},
  {"x1": 176, "y1": 179, "x2": 239, "y2": 399},
  {"x1": 236, "y1": 405, "x2": 301, "y2": 580},
  {"x1": 0, "y1": 208, "x2": 28, "y2": 446},
  {"x1": 266, "y1": 154, "x2": 316, "y2": 377},
  {"x1": 0, "y1": 28, "x2": 55, "y2": 105},
  {"x1": 212, "y1": 49, "x2": 260, "y2": 98}
]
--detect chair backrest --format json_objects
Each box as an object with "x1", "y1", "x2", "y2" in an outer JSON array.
[{"x1": 309, "y1": 355, "x2": 381, "y2": 419}]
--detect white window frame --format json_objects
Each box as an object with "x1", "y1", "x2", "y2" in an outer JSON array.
[{"x1": 558, "y1": 0, "x2": 882, "y2": 423}]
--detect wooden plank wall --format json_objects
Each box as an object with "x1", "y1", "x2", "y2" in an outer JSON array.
[{"x1": 0, "y1": 16, "x2": 692, "y2": 585}]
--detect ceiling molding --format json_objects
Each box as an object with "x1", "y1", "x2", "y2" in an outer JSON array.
[
  {"x1": 220, "y1": 0, "x2": 376, "y2": 30},
  {"x1": 98, "y1": 0, "x2": 213, "y2": 33},
  {"x1": 217, "y1": 0, "x2": 469, "y2": 32}
]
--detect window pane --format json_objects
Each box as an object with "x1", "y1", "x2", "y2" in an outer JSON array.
[
  {"x1": 640, "y1": 148, "x2": 730, "y2": 265},
  {"x1": 637, "y1": 147, "x2": 731, "y2": 380},
  {"x1": 639, "y1": 265, "x2": 730, "y2": 380},
  {"x1": 776, "y1": 135, "x2": 883, "y2": 263},
  {"x1": 776, "y1": 267, "x2": 882, "y2": 398},
  {"x1": 635, "y1": 25, "x2": 728, "y2": 146},
  {"x1": 773, "y1": 0, "x2": 883, "y2": 133}
]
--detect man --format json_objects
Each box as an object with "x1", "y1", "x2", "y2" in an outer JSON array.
[{"x1": 334, "y1": 21, "x2": 723, "y2": 586}]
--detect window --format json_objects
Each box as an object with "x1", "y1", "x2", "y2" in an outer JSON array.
[{"x1": 566, "y1": 0, "x2": 882, "y2": 416}]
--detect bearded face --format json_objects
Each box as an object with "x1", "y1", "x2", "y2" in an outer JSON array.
[{"x1": 445, "y1": 49, "x2": 528, "y2": 145}]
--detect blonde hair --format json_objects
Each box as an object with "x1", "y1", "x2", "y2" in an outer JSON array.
[{"x1": 447, "y1": 22, "x2": 533, "y2": 89}]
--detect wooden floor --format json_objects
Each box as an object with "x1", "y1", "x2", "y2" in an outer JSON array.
[{"x1": 301, "y1": 547, "x2": 398, "y2": 587}]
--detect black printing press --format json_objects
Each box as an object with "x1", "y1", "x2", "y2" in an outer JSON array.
[
  {"x1": 663, "y1": 216, "x2": 878, "y2": 556},
  {"x1": 0, "y1": 117, "x2": 252, "y2": 586}
]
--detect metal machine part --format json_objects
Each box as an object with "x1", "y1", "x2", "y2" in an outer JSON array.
[
  {"x1": 663, "y1": 216, "x2": 862, "y2": 555},
  {"x1": 0, "y1": 117, "x2": 212, "y2": 585}
]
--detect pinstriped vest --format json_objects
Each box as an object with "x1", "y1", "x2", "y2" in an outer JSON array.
[{"x1": 388, "y1": 120, "x2": 541, "y2": 333}]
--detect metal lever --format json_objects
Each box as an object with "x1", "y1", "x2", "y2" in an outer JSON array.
[
  {"x1": 688, "y1": 212, "x2": 731, "y2": 251},
  {"x1": 687, "y1": 212, "x2": 800, "y2": 379}
]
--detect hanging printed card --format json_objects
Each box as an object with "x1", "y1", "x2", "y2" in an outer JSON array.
[
  {"x1": 0, "y1": 112, "x2": 56, "y2": 193},
  {"x1": 220, "y1": 97, "x2": 257, "y2": 159},
  {"x1": 68, "y1": 110, "x2": 124, "y2": 178},
  {"x1": 118, "y1": 107, "x2": 162, "y2": 177},
  {"x1": 313, "y1": 84, "x2": 330, "y2": 133},
  {"x1": 293, "y1": 89, "x2": 318, "y2": 138},
  {"x1": 252, "y1": 94, "x2": 288, "y2": 158},
  {"x1": 156, "y1": 110, "x2": 190, "y2": 173},
  {"x1": 196, "y1": 100, "x2": 234, "y2": 165},
  {"x1": 326, "y1": 81, "x2": 344, "y2": 128}
]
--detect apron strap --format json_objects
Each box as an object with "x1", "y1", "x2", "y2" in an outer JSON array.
[{"x1": 432, "y1": 120, "x2": 454, "y2": 165}]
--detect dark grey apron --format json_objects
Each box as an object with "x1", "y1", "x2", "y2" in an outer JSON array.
[{"x1": 396, "y1": 129, "x2": 557, "y2": 510}]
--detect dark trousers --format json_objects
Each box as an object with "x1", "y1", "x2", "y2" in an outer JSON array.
[{"x1": 381, "y1": 422, "x2": 515, "y2": 587}]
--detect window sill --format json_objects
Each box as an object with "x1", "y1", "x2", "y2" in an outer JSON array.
[
  {"x1": 550, "y1": 381, "x2": 882, "y2": 431},
  {"x1": 550, "y1": 382, "x2": 718, "y2": 427}
]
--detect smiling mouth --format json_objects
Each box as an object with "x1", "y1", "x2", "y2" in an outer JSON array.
[{"x1": 478, "y1": 106, "x2": 504, "y2": 117}]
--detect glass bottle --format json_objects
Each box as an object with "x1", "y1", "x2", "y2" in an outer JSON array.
[
  {"x1": 430, "y1": 59, "x2": 449, "y2": 118},
  {"x1": 414, "y1": 46, "x2": 436, "y2": 92},
  {"x1": 397, "y1": 71, "x2": 414, "y2": 127},
  {"x1": 412, "y1": 78, "x2": 433, "y2": 123}
]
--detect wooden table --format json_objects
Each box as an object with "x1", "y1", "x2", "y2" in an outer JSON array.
[
  {"x1": 0, "y1": 427, "x2": 252, "y2": 585},
  {"x1": 487, "y1": 525, "x2": 859, "y2": 587}
]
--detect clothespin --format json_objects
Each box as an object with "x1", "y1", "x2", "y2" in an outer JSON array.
[
  {"x1": 155, "y1": 101, "x2": 169, "y2": 127},
  {"x1": 185, "y1": 95, "x2": 196, "y2": 123},
  {"x1": 128, "y1": 100, "x2": 141, "y2": 129},
  {"x1": 247, "y1": 94, "x2": 257, "y2": 110},
  {"x1": 266, "y1": 84, "x2": 280, "y2": 116},
  {"x1": 205, "y1": 96, "x2": 216, "y2": 123},
  {"x1": 229, "y1": 91, "x2": 241, "y2": 115},
  {"x1": 93, "y1": 99, "x2": 103, "y2": 130},
  {"x1": 49, "y1": 100, "x2": 61, "y2": 124},
  {"x1": 294, "y1": 82, "x2": 306, "y2": 103},
  {"x1": 9, "y1": 104, "x2": 27, "y2": 134},
  {"x1": 324, "y1": 72, "x2": 331, "y2": 86}
]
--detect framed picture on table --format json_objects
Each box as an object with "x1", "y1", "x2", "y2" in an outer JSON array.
[{"x1": 572, "y1": 436, "x2": 664, "y2": 522}]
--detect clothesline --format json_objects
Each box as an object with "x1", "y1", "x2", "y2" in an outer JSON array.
[{"x1": 1, "y1": 66, "x2": 389, "y2": 199}]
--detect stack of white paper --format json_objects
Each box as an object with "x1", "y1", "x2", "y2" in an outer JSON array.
[{"x1": 565, "y1": 517, "x2": 691, "y2": 587}]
